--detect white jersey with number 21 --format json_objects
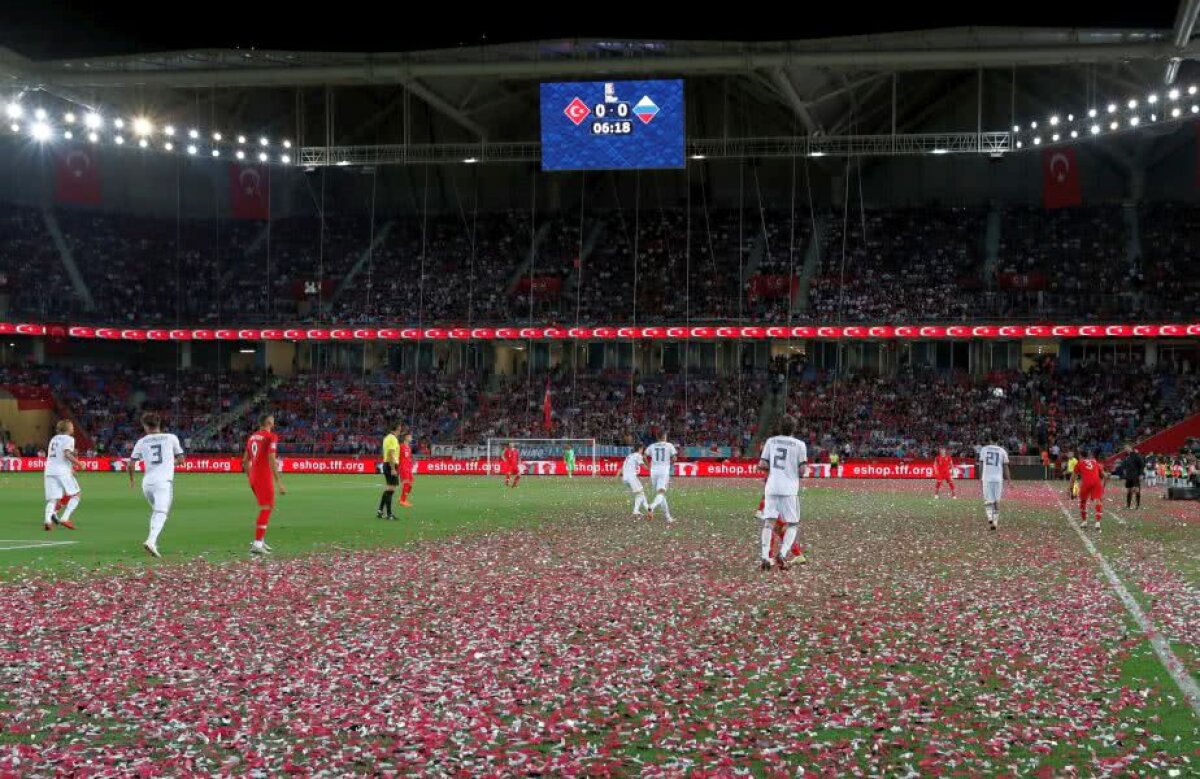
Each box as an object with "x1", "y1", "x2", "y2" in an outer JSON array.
[{"x1": 979, "y1": 444, "x2": 1009, "y2": 482}]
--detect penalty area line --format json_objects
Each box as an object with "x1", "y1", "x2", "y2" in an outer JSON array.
[
  {"x1": 1047, "y1": 487, "x2": 1200, "y2": 718},
  {"x1": 0, "y1": 540, "x2": 78, "y2": 551}
]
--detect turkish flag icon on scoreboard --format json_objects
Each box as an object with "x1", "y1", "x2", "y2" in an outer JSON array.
[
  {"x1": 229, "y1": 164, "x2": 270, "y2": 220},
  {"x1": 54, "y1": 146, "x2": 102, "y2": 205},
  {"x1": 1042, "y1": 147, "x2": 1082, "y2": 209}
]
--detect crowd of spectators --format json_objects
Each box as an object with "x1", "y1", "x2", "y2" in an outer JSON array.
[
  {"x1": 1, "y1": 356, "x2": 1196, "y2": 460},
  {"x1": 805, "y1": 206, "x2": 985, "y2": 322},
  {"x1": 0, "y1": 364, "x2": 265, "y2": 455},
  {"x1": 2, "y1": 200, "x2": 1199, "y2": 327},
  {"x1": 786, "y1": 361, "x2": 1200, "y2": 460}
]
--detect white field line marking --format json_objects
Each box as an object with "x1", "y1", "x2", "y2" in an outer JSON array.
[
  {"x1": 1047, "y1": 487, "x2": 1200, "y2": 717},
  {"x1": 0, "y1": 540, "x2": 78, "y2": 551}
]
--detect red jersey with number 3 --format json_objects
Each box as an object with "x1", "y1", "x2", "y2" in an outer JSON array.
[
  {"x1": 1077, "y1": 458, "x2": 1102, "y2": 487},
  {"x1": 934, "y1": 455, "x2": 953, "y2": 479},
  {"x1": 399, "y1": 443, "x2": 414, "y2": 477},
  {"x1": 246, "y1": 429, "x2": 278, "y2": 484}
]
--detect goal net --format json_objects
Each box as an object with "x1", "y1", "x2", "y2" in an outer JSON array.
[{"x1": 485, "y1": 438, "x2": 599, "y2": 477}]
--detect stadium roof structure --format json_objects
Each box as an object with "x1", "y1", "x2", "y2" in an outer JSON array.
[{"x1": 2, "y1": 25, "x2": 1200, "y2": 164}]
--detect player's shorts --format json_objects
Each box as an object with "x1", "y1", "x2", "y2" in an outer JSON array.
[
  {"x1": 142, "y1": 481, "x2": 174, "y2": 514},
  {"x1": 1079, "y1": 482, "x2": 1103, "y2": 502},
  {"x1": 650, "y1": 471, "x2": 670, "y2": 492},
  {"x1": 1124, "y1": 476, "x2": 1141, "y2": 489},
  {"x1": 623, "y1": 476, "x2": 644, "y2": 494},
  {"x1": 382, "y1": 463, "x2": 399, "y2": 487},
  {"x1": 249, "y1": 478, "x2": 275, "y2": 507},
  {"x1": 982, "y1": 479, "x2": 1004, "y2": 504},
  {"x1": 761, "y1": 493, "x2": 800, "y2": 524},
  {"x1": 934, "y1": 474, "x2": 952, "y2": 483},
  {"x1": 399, "y1": 467, "x2": 414, "y2": 485},
  {"x1": 44, "y1": 472, "x2": 80, "y2": 502}
]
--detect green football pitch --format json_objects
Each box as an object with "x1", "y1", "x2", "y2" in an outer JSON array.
[{"x1": 0, "y1": 473, "x2": 1196, "y2": 775}]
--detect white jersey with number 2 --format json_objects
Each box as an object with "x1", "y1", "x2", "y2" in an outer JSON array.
[
  {"x1": 760, "y1": 435, "x2": 808, "y2": 496},
  {"x1": 131, "y1": 433, "x2": 184, "y2": 486},
  {"x1": 979, "y1": 444, "x2": 1009, "y2": 483},
  {"x1": 645, "y1": 442, "x2": 676, "y2": 473},
  {"x1": 46, "y1": 434, "x2": 75, "y2": 477}
]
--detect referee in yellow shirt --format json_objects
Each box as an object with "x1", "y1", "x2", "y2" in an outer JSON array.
[{"x1": 378, "y1": 422, "x2": 402, "y2": 520}]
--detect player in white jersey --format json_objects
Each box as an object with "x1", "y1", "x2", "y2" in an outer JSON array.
[
  {"x1": 978, "y1": 437, "x2": 1011, "y2": 531},
  {"x1": 621, "y1": 446, "x2": 649, "y2": 517},
  {"x1": 644, "y1": 433, "x2": 678, "y2": 522},
  {"x1": 128, "y1": 413, "x2": 185, "y2": 558},
  {"x1": 757, "y1": 415, "x2": 808, "y2": 570},
  {"x1": 43, "y1": 419, "x2": 82, "y2": 531}
]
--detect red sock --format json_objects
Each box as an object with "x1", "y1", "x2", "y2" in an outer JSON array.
[
  {"x1": 934, "y1": 482, "x2": 941, "y2": 495},
  {"x1": 511, "y1": 475, "x2": 520, "y2": 488},
  {"x1": 1080, "y1": 501, "x2": 1088, "y2": 523},
  {"x1": 400, "y1": 483, "x2": 412, "y2": 501},
  {"x1": 1094, "y1": 503, "x2": 1102, "y2": 524},
  {"x1": 948, "y1": 482, "x2": 956, "y2": 496},
  {"x1": 255, "y1": 508, "x2": 272, "y2": 542}
]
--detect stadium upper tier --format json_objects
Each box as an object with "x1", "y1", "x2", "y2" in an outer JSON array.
[{"x1": 1, "y1": 202, "x2": 1197, "y2": 326}]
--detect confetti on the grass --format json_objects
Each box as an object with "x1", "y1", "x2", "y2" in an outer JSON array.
[{"x1": 0, "y1": 480, "x2": 1195, "y2": 774}]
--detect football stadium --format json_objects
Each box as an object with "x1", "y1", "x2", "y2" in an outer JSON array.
[{"x1": 0, "y1": 4, "x2": 1198, "y2": 775}]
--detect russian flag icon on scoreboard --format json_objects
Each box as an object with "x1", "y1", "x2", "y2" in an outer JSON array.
[{"x1": 633, "y1": 96, "x2": 659, "y2": 124}]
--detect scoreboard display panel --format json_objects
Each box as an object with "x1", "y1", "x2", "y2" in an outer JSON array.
[{"x1": 540, "y1": 80, "x2": 685, "y2": 171}]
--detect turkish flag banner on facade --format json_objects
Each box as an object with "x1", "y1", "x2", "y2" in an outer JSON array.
[
  {"x1": 229, "y1": 164, "x2": 270, "y2": 220},
  {"x1": 54, "y1": 146, "x2": 102, "y2": 205},
  {"x1": 1042, "y1": 147, "x2": 1082, "y2": 209}
]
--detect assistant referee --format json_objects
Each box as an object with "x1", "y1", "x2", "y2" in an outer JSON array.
[{"x1": 378, "y1": 422, "x2": 402, "y2": 520}]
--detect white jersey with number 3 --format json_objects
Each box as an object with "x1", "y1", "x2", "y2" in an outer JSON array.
[
  {"x1": 760, "y1": 435, "x2": 808, "y2": 496},
  {"x1": 979, "y1": 444, "x2": 1009, "y2": 483},
  {"x1": 131, "y1": 433, "x2": 184, "y2": 486},
  {"x1": 46, "y1": 434, "x2": 75, "y2": 477},
  {"x1": 645, "y1": 442, "x2": 676, "y2": 473}
]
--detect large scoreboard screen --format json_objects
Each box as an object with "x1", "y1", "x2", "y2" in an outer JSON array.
[{"x1": 540, "y1": 80, "x2": 685, "y2": 171}]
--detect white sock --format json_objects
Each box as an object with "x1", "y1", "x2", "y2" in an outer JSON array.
[
  {"x1": 780, "y1": 525, "x2": 798, "y2": 558},
  {"x1": 60, "y1": 495, "x2": 80, "y2": 521},
  {"x1": 649, "y1": 494, "x2": 664, "y2": 511},
  {"x1": 760, "y1": 519, "x2": 774, "y2": 560},
  {"x1": 655, "y1": 495, "x2": 671, "y2": 519},
  {"x1": 44, "y1": 501, "x2": 56, "y2": 524},
  {"x1": 633, "y1": 494, "x2": 647, "y2": 513},
  {"x1": 147, "y1": 511, "x2": 167, "y2": 545}
]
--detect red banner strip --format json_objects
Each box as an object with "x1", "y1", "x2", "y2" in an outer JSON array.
[{"x1": 0, "y1": 322, "x2": 1196, "y2": 342}]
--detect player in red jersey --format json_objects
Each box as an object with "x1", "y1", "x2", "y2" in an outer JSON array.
[
  {"x1": 398, "y1": 431, "x2": 415, "y2": 507},
  {"x1": 242, "y1": 414, "x2": 286, "y2": 554},
  {"x1": 933, "y1": 448, "x2": 957, "y2": 499},
  {"x1": 501, "y1": 442, "x2": 522, "y2": 488},
  {"x1": 1071, "y1": 449, "x2": 1105, "y2": 531}
]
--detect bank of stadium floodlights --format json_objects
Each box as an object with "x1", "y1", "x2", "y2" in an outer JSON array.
[{"x1": 5, "y1": 83, "x2": 1200, "y2": 166}]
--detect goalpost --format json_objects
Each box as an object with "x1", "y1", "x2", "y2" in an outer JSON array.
[{"x1": 485, "y1": 438, "x2": 600, "y2": 477}]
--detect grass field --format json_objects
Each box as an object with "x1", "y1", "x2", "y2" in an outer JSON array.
[{"x1": 0, "y1": 472, "x2": 1197, "y2": 775}]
